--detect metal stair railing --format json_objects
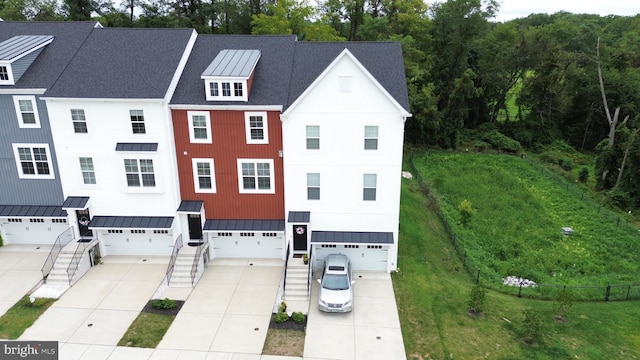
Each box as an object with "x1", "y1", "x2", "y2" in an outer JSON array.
[
  {"x1": 41, "y1": 227, "x2": 75, "y2": 280},
  {"x1": 165, "y1": 234, "x2": 183, "y2": 286},
  {"x1": 283, "y1": 242, "x2": 291, "y2": 297},
  {"x1": 307, "y1": 246, "x2": 314, "y2": 298},
  {"x1": 190, "y1": 239, "x2": 206, "y2": 286}
]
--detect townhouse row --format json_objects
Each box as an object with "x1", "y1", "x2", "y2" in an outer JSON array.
[{"x1": 0, "y1": 21, "x2": 411, "y2": 273}]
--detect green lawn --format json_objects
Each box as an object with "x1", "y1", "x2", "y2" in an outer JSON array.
[
  {"x1": 393, "y1": 177, "x2": 640, "y2": 359},
  {"x1": 0, "y1": 296, "x2": 55, "y2": 339},
  {"x1": 117, "y1": 312, "x2": 176, "y2": 348},
  {"x1": 410, "y1": 151, "x2": 640, "y2": 294}
]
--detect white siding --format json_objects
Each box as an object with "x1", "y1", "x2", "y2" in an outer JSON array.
[{"x1": 282, "y1": 52, "x2": 405, "y2": 272}]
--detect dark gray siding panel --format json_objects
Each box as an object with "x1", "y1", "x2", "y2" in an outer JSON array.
[
  {"x1": 11, "y1": 49, "x2": 42, "y2": 82},
  {"x1": 0, "y1": 94, "x2": 63, "y2": 206}
]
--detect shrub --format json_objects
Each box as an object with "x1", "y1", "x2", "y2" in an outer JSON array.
[
  {"x1": 467, "y1": 284, "x2": 487, "y2": 314},
  {"x1": 151, "y1": 298, "x2": 176, "y2": 310},
  {"x1": 578, "y1": 167, "x2": 589, "y2": 183},
  {"x1": 482, "y1": 130, "x2": 522, "y2": 153},
  {"x1": 0, "y1": 234, "x2": 3, "y2": 247},
  {"x1": 553, "y1": 288, "x2": 575, "y2": 320},
  {"x1": 273, "y1": 311, "x2": 289, "y2": 323},
  {"x1": 522, "y1": 308, "x2": 543, "y2": 345},
  {"x1": 278, "y1": 301, "x2": 287, "y2": 314},
  {"x1": 458, "y1": 199, "x2": 476, "y2": 227},
  {"x1": 291, "y1": 312, "x2": 305, "y2": 324},
  {"x1": 560, "y1": 158, "x2": 574, "y2": 172}
]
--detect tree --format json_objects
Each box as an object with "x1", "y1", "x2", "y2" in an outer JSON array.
[{"x1": 62, "y1": 0, "x2": 93, "y2": 20}]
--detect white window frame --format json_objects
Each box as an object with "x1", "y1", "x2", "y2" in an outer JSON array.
[
  {"x1": 71, "y1": 109, "x2": 88, "y2": 134},
  {"x1": 79, "y1": 157, "x2": 96, "y2": 185},
  {"x1": 0, "y1": 64, "x2": 14, "y2": 85},
  {"x1": 192, "y1": 158, "x2": 216, "y2": 193},
  {"x1": 306, "y1": 125, "x2": 320, "y2": 150},
  {"x1": 244, "y1": 111, "x2": 269, "y2": 144},
  {"x1": 363, "y1": 173, "x2": 377, "y2": 201},
  {"x1": 124, "y1": 158, "x2": 155, "y2": 187},
  {"x1": 307, "y1": 173, "x2": 320, "y2": 200},
  {"x1": 13, "y1": 96, "x2": 40, "y2": 128},
  {"x1": 188, "y1": 111, "x2": 212, "y2": 144},
  {"x1": 130, "y1": 109, "x2": 146, "y2": 134},
  {"x1": 12, "y1": 143, "x2": 54, "y2": 179},
  {"x1": 237, "y1": 159, "x2": 275, "y2": 194},
  {"x1": 364, "y1": 125, "x2": 379, "y2": 150},
  {"x1": 204, "y1": 79, "x2": 248, "y2": 101}
]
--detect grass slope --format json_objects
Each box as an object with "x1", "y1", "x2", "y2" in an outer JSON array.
[
  {"x1": 0, "y1": 296, "x2": 55, "y2": 339},
  {"x1": 411, "y1": 152, "x2": 640, "y2": 291},
  {"x1": 394, "y1": 177, "x2": 640, "y2": 359}
]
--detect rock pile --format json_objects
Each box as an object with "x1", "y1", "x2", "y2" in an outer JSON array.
[{"x1": 502, "y1": 276, "x2": 537, "y2": 287}]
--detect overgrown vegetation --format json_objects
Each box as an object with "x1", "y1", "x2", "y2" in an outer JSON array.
[
  {"x1": 393, "y1": 177, "x2": 640, "y2": 359},
  {"x1": 412, "y1": 151, "x2": 640, "y2": 296},
  {"x1": 0, "y1": 296, "x2": 55, "y2": 339}
]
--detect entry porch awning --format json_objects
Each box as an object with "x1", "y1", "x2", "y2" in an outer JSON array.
[
  {"x1": 311, "y1": 231, "x2": 394, "y2": 244},
  {"x1": 62, "y1": 196, "x2": 90, "y2": 210},
  {"x1": 204, "y1": 219, "x2": 285, "y2": 231},
  {"x1": 0, "y1": 205, "x2": 66, "y2": 217},
  {"x1": 287, "y1": 211, "x2": 310, "y2": 223},
  {"x1": 176, "y1": 200, "x2": 203, "y2": 213},
  {"x1": 89, "y1": 216, "x2": 174, "y2": 229}
]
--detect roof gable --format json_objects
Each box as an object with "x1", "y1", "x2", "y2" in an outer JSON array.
[{"x1": 283, "y1": 47, "x2": 411, "y2": 116}]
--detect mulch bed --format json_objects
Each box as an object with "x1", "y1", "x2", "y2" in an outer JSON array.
[
  {"x1": 141, "y1": 300, "x2": 185, "y2": 316},
  {"x1": 268, "y1": 316, "x2": 307, "y2": 332}
]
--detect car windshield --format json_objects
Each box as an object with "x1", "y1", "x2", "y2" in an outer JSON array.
[{"x1": 322, "y1": 273, "x2": 349, "y2": 290}]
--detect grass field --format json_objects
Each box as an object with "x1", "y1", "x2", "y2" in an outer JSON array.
[
  {"x1": 393, "y1": 176, "x2": 640, "y2": 359},
  {"x1": 410, "y1": 151, "x2": 640, "y2": 296}
]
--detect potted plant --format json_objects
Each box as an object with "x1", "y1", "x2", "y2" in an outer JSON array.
[{"x1": 302, "y1": 254, "x2": 309, "y2": 265}]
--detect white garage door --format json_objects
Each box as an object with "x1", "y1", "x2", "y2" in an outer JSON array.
[
  {"x1": 210, "y1": 232, "x2": 283, "y2": 259},
  {"x1": 101, "y1": 230, "x2": 175, "y2": 256},
  {"x1": 313, "y1": 244, "x2": 388, "y2": 271},
  {"x1": 1, "y1": 219, "x2": 70, "y2": 245}
]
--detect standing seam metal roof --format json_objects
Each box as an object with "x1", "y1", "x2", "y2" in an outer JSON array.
[
  {"x1": 201, "y1": 49, "x2": 261, "y2": 78},
  {"x1": 0, "y1": 35, "x2": 53, "y2": 62}
]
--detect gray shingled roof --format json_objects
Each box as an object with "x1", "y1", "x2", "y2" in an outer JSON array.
[
  {"x1": 170, "y1": 37, "x2": 410, "y2": 112},
  {"x1": 171, "y1": 35, "x2": 297, "y2": 106},
  {"x1": 287, "y1": 42, "x2": 410, "y2": 112},
  {"x1": 177, "y1": 200, "x2": 203, "y2": 213},
  {"x1": 202, "y1": 49, "x2": 261, "y2": 78},
  {"x1": 0, "y1": 21, "x2": 97, "y2": 89},
  {"x1": 0, "y1": 35, "x2": 53, "y2": 61},
  {"x1": 89, "y1": 216, "x2": 174, "y2": 229},
  {"x1": 0, "y1": 205, "x2": 66, "y2": 217},
  {"x1": 45, "y1": 28, "x2": 194, "y2": 99},
  {"x1": 288, "y1": 211, "x2": 310, "y2": 223},
  {"x1": 115, "y1": 143, "x2": 158, "y2": 152},
  {"x1": 204, "y1": 219, "x2": 285, "y2": 231},
  {"x1": 311, "y1": 231, "x2": 394, "y2": 244}
]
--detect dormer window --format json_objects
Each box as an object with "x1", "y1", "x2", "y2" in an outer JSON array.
[
  {"x1": 0, "y1": 35, "x2": 54, "y2": 86},
  {"x1": 201, "y1": 49, "x2": 260, "y2": 102}
]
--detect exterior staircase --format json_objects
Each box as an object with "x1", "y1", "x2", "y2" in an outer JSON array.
[
  {"x1": 168, "y1": 246, "x2": 200, "y2": 287},
  {"x1": 284, "y1": 257, "x2": 310, "y2": 302},
  {"x1": 45, "y1": 250, "x2": 75, "y2": 286}
]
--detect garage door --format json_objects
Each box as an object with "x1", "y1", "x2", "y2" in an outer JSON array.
[
  {"x1": 1, "y1": 219, "x2": 70, "y2": 245},
  {"x1": 101, "y1": 230, "x2": 175, "y2": 256},
  {"x1": 210, "y1": 232, "x2": 283, "y2": 258},
  {"x1": 313, "y1": 244, "x2": 388, "y2": 271}
]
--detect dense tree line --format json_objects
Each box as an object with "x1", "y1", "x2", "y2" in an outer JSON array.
[{"x1": 1, "y1": 0, "x2": 639, "y2": 208}]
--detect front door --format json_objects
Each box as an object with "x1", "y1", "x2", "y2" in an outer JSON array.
[
  {"x1": 293, "y1": 225, "x2": 307, "y2": 251},
  {"x1": 76, "y1": 209, "x2": 92, "y2": 238},
  {"x1": 188, "y1": 214, "x2": 203, "y2": 243}
]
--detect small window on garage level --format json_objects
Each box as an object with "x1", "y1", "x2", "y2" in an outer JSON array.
[
  {"x1": 321, "y1": 244, "x2": 336, "y2": 248},
  {"x1": 8, "y1": 218, "x2": 22, "y2": 222},
  {"x1": 108, "y1": 229, "x2": 123, "y2": 234},
  {"x1": 262, "y1": 232, "x2": 277, "y2": 237},
  {"x1": 153, "y1": 230, "x2": 169, "y2": 234},
  {"x1": 367, "y1": 245, "x2": 382, "y2": 249},
  {"x1": 217, "y1": 232, "x2": 232, "y2": 236},
  {"x1": 344, "y1": 244, "x2": 359, "y2": 249},
  {"x1": 52, "y1": 219, "x2": 67, "y2": 223},
  {"x1": 240, "y1": 232, "x2": 255, "y2": 237},
  {"x1": 30, "y1": 218, "x2": 44, "y2": 223},
  {"x1": 131, "y1": 229, "x2": 146, "y2": 234}
]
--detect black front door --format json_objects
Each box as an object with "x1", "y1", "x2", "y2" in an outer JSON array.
[
  {"x1": 293, "y1": 225, "x2": 307, "y2": 251},
  {"x1": 188, "y1": 214, "x2": 203, "y2": 242},
  {"x1": 76, "y1": 209, "x2": 92, "y2": 237}
]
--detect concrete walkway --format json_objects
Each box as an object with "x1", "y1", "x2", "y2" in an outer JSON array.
[{"x1": 0, "y1": 244, "x2": 50, "y2": 317}]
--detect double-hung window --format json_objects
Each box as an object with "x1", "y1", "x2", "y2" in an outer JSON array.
[
  {"x1": 234, "y1": 82, "x2": 243, "y2": 97},
  {"x1": 71, "y1": 109, "x2": 87, "y2": 133},
  {"x1": 124, "y1": 159, "x2": 155, "y2": 187},
  {"x1": 209, "y1": 82, "x2": 219, "y2": 97},
  {"x1": 245, "y1": 112, "x2": 268, "y2": 144},
  {"x1": 364, "y1": 126, "x2": 379, "y2": 150},
  {"x1": 14, "y1": 96, "x2": 40, "y2": 128},
  {"x1": 221, "y1": 83, "x2": 231, "y2": 97},
  {"x1": 307, "y1": 173, "x2": 320, "y2": 200},
  {"x1": 79, "y1": 157, "x2": 96, "y2": 184},
  {"x1": 0, "y1": 66, "x2": 9, "y2": 81},
  {"x1": 12, "y1": 144, "x2": 54, "y2": 179},
  {"x1": 363, "y1": 174, "x2": 377, "y2": 201},
  {"x1": 188, "y1": 111, "x2": 212, "y2": 143},
  {"x1": 237, "y1": 159, "x2": 274, "y2": 194},
  {"x1": 130, "y1": 110, "x2": 146, "y2": 134},
  {"x1": 306, "y1": 125, "x2": 320, "y2": 150},
  {"x1": 192, "y1": 158, "x2": 216, "y2": 193}
]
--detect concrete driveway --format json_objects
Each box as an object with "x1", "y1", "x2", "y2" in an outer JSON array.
[
  {"x1": 0, "y1": 244, "x2": 50, "y2": 317},
  {"x1": 19, "y1": 256, "x2": 167, "y2": 347},
  {"x1": 304, "y1": 272, "x2": 406, "y2": 360}
]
